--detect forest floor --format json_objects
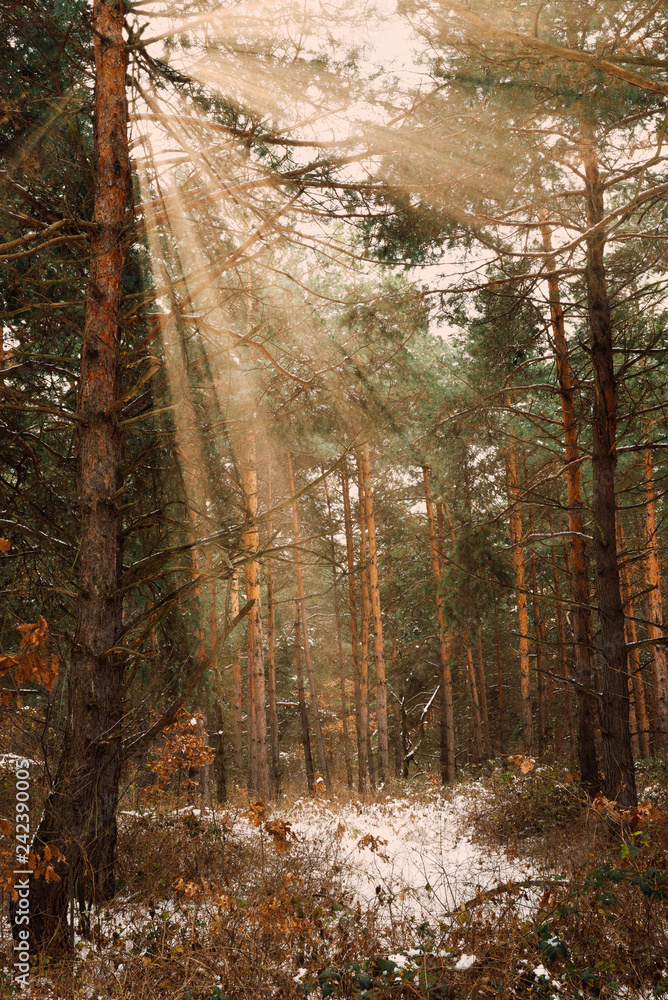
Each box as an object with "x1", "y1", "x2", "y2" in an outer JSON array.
[{"x1": 1, "y1": 761, "x2": 667, "y2": 999}]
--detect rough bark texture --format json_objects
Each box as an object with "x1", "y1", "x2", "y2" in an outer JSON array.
[
  {"x1": 342, "y1": 466, "x2": 367, "y2": 793},
  {"x1": 422, "y1": 467, "x2": 455, "y2": 783},
  {"x1": 550, "y1": 539, "x2": 576, "y2": 751},
  {"x1": 540, "y1": 219, "x2": 599, "y2": 792},
  {"x1": 475, "y1": 628, "x2": 491, "y2": 758},
  {"x1": 294, "y1": 612, "x2": 315, "y2": 793},
  {"x1": 617, "y1": 524, "x2": 650, "y2": 760},
  {"x1": 643, "y1": 444, "x2": 668, "y2": 752},
  {"x1": 230, "y1": 572, "x2": 244, "y2": 777},
  {"x1": 265, "y1": 468, "x2": 281, "y2": 797},
  {"x1": 584, "y1": 150, "x2": 636, "y2": 807},
  {"x1": 26, "y1": 0, "x2": 129, "y2": 950},
  {"x1": 324, "y1": 476, "x2": 353, "y2": 788},
  {"x1": 361, "y1": 444, "x2": 389, "y2": 783},
  {"x1": 357, "y1": 458, "x2": 373, "y2": 794},
  {"x1": 528, "y1": 527, "x2": 547, "y2": 756},
  {"x1": 241, "y1": 428, "x2": 269, "y2": 799},
  {"x1": 494, "y1": 601, "x2": 505, "y2": 750},
  {"x1": 506, "y1": 448, "x2": 533, "y2": 753},
  {"x1": 287, "y1": 453, "x2": 331, "y2": 791}
]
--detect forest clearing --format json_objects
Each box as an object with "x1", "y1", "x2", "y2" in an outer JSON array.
[{"x1": 1, "y1": 0, "x2": 668, "y2": 995}]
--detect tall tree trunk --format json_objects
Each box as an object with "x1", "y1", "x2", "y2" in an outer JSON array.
[
  {"x1": 208, "y1": 563, "x2": 227, "y2": 804},
  {"x1": 476, "y1": 626, "x2": 491, "y2": 758},
  {"x1": 230, "y1": 571, "x2": 244, "y2": 778},
  {"x1": 391, "y1": 630, "x2": 402, "y2": 778},
  {"x1": 505, "y1": 447, "x2": 533, "y2": 753},
  {"x1": 213, "y1": 672, "x2": 228, "y2": 804},
  {"x1": 642, "y1": 441, "x2": 668, "y2": 753},
  {"x1": 617, "y1": 523, "x2": 650, "y2": 760},
  {"x1": 241, "y1": 427, "x2": 269, "y2": 799},
  {"x1": 342, "y1": 465, "x2": 367, "y2": 793},
  {"x1": 265, "y1": 464, "x2": 281, "y2": 797},
  {"x1": 360, "y1": 444, "x2": 389, "y2": 783},
  {"x1": 494, "y1": 600, "x2": 505, "y2": 750},
  {"x1": 583, "y1": 149, "x2": 636, "y2": 807},
  {"x1": 421, "y1": 466, "x2": 455, "y2": 783},
  {"x1": 441, "y1": 500, "x2": 485, "y2": 759},
  {"x1": 28, "y1": 0, "x2": 129, "y2": 949},
  {"x1": 528, "y1": 519, "x2": 547, "y2": 756},
  {"x1": 549, "y1": 534, "x2": 576, "y2": 752},
  {"x1": 294, "y1": 611, "x2": 315, "y2": 793},
  {"x1": 287, "y1": 453, "x2": 331, "y2": 792},
  {"x1": 540, "y1": 217, "x2": 599, "y2": 792},
  {"x1": 465, "y1": 645, "x2": 485, "y2": 763},
  {"x1": 324, "y1": 475, "x2": 353, "y2": 788},
  {"x1": 358, "y1": 459, "x2": 375, "y2": 792}
]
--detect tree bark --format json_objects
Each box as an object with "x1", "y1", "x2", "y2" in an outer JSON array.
[
  {"x1": 265, "y1": 465, "x2": 281, "y2": 797},
  {"x1": 549, "y1": 535, "x2": 576, "y2": 752},
  {"x1": 583, "y1": 149, "x2": 636, "y2": 807},
  {"x1": 476, "y1": 626, "x2": 491, "y2": 758},
  {"x1": 230, "y1": 571, "x2": 244, "y2": 778},
  {"x1": 241, "y1": 427, "x2": 269, "y2": 799},
  {"x1": 360, "y1": 444, "x2": 389, "y2": 783},
  {"x1": 617, "y1": 523, "x2": 650, "y2": 760},
  {"x1": 342, "y1": 465, "x2": 367, "y2": 793},
  {"x1": 642, "y1": 441, "x2": 668, "y2": 753},
  {"x1": 528, "y1": 521, "x2": 547, "y2": 756},
  {"x1": 28, "y1": 0, "x2": 129, "y2": 949},
  {"x1": 324, "y1": 475, "x2": 353, "y2": 788},
  {"x1": 287, "y1": 453, "x2": 331, "y2": 792},
  {"x1": 505, "y1": 447, "x2": 533, "y2": 753},
  {"x1": 540, "y1": 217, "x2": 599, "y2": 792},
  {"x1": 294, "y1": 611, "x2": 315, "y2": 793},
  {"x1": 422, "y1": 466, "x2": 455, "y2": 783},
  {"x1": 357, "y1": 458, "x2": 374, "y2": 792},
  {"x1": 494, "y1": 600, "x2": 505, "y2": 750}
]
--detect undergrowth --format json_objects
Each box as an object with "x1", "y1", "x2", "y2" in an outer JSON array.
[{"x1": 0, "y1": 764, "x2": 665, "y2": 999}]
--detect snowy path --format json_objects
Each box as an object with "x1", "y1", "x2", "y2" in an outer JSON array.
[{"x1": 277, "y1": 789, "x2": 536, "y2": 926}]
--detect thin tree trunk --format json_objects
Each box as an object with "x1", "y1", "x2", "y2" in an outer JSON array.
[
  {"x1": 241, "y1": 427, "x2": 269, "y2": 798},
  {"x1": 583, "y1": 149, "x2": 636, "y2": 807},
  {"x1": 287, "y1": 453, "x2": 331, "y2": 792},
  {"x1": 28, "y1": 0, "x2": 129, "y2": 948},
  {"x1": 208, "y1": 564, "x2": 227, "y2": 804},
  {"x1": 358, "y1": 459, "x2": 375, "y2": 792},
  {"x1": 550, "y1": 537, "x2": 576, "y2": 751},
  {"x1": 230, "y1": 571, "x2": 244, "y2": 777},
  {"x1": 360, "y1": 444, "x2": 389, "y2": 784},
  {"x1": 442, "y1": 499, "x2": 486, "y2": 761},
  {"x1": 294, "y1": 611, "x2": 315, "y2": 793},
  {"x1": 265, "y1": 464, "x2": 281, "y2": 797},
  {"x1": 324, "y1": 475, "x2": 353, "y2": 788},
  {"x1": 643, "y1": 441, "x2": 668, "y2": 753},
  {"x1": 505, "y1": 447, "x2": 533, "y2": 753},
  {"x1": 528, "y1": 518, "x2": 547, "y2": 756},
  {"x1": 213, "y1": 673, "x2": 228, "y2": 804},
  {"x1": 540, "y1": 218, "x2": 600, "y2": 792},
  {"x1": 476, "y1": 626, "x2": 491, "y2": 758},
  {"x1": 422, "y1": 466, "x2": 455, "y2": 783},
  {"x1": 342, "y1": 465, "x2": 367, "y2": 793},
  {"x1": 465, "y1": 645, "x2": 485, "y2": 762},
  {"x1": 494, "y1": 600, "x2": 505, "y2": 750},
  {"x1": 617, "y1": 523, "x2": 650, "y2": 760},
  {"x1": 391, "y1": 631, "x2": 402, "y2": 778}
]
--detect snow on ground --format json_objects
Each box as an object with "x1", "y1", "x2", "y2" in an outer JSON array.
[{"x1": 278, "y1": 787, "x2": 537, "y2": 925}]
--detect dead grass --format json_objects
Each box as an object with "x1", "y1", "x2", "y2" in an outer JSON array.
[{"x1": 0, "y1": 764, "x2": 666, "y2": 999}]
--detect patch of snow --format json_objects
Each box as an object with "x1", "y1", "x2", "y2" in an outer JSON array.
[{"x1": 454, "y1": 953, "x2": 477, "y2": 970}]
